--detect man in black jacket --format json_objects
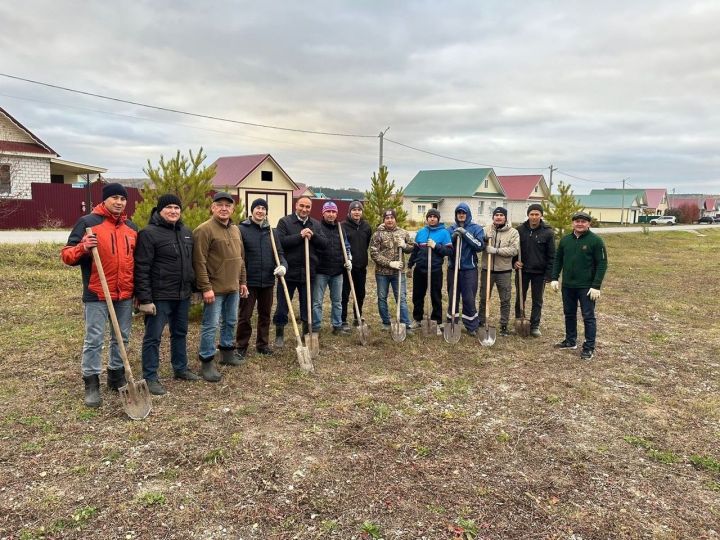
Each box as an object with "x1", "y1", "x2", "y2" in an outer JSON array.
[
  {"x1": 134, "y1": 194, "x2": 201, "y2": 395},
  {"x1": 340, "y1": 200, "x2": 372, "y2": 330},
  {"x1": 513, "y1": 203, "x2": 556, "y2": 337},
  {"x1": 235, "y1": 199, "x2": 287, "y2": 359},
  {"x1": 273, "y1": 196, "x2": 328, "y2": 347}
]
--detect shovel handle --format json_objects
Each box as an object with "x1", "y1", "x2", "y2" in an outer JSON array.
[
  {"x1": 85, "y1": 227, "x2": 136, "y2": 384},
  {"x1": 338, "y1": 224, "x2": 363, "y2": 323},
  {"x1": 396, "y1": 247, "x2": 403, "y2": 323},
  {"x1": 485, "y1": 252, "x2": 493, "y2": 322},
  {"x1": 269, "y1": 224, "x2": 302, "y2": 340},
  {"x1": 304, "y1": 236, "x2": 313, "y2": 329},
  {"x1": 517, "y1": 244, "x2": 526, "y2": 317},
  {"x1": 450, "y1": 235, "x2": 461, "y2": 321}
]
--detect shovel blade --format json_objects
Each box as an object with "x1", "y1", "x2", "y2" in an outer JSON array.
[
  {"x1": 421, "y1": 319, "x2": 438, "y2": 337},
  {"x1": 305, "y1": 332, "x2": 320, "y2": 358},
  {"x1": 479, "y1": 326, "x2": 496, "y2": 347},
  {"x1": 118, "y1": 380, "x2": 152, "y2": 420},
  {"x1": 443, "y1": 321, "x2": 461, "y2": 344},
  {"x1": 357, "y1": 321, "x2": 370, "y2": 345},
  {"x1": 296, "y1": 343, "x2": 315, "y2": 373},
  {"x1": 514, "y1": 318, "x2": 531, "y2": 338},
  {"x1": 391, "y1": 321, "x2": 406, "y2": 342}
]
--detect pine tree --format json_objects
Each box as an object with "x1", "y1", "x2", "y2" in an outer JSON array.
[
  {"x1": 132, "y1": 148, "x2": 244, "y2": 230},
  {"x1": 363, "y1": 166, "x2": 407, "y2": 230},
  {"x1": 542, "y1": 181, "x2": 585, "y2": 237}
]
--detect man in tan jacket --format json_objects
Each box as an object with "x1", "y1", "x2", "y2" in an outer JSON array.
[
  {"x1": 478, "y1": 207, "x2": 519, "y2": 337},
  {"x1": 193, "y1": 192, "x2": 248, "y2": 381}
]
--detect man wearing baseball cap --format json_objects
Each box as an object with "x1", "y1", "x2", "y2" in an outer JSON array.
[
  {"x1": 513, "y1": 203, "x2": 555, "y2": 337},
  {"x1": 550, "y1": 211, "x2": 607, "y2": 360}
]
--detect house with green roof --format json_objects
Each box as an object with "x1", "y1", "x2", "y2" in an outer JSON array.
[
  {"x1": 402, "y1": 168, "x2": 505, "y2": 225},
  {"x1": 576, "y1": 189, "x2": 648, "y2": 223}
]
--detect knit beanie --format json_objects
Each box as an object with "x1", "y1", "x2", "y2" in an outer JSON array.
[
  {"x1": 426, "y1": 208, "x2": 441, "y2": 220},
  {"x1": 527, "y1": 203, "x2": 543, "y2": 215},
  {"x1": 349, "y1": 200, "x2": 363, "y2": 211},
  {"x1": 102, "y1": 183, "x2": 128, "y2": 200},
  {"x1": 157, "y1": 193, "x2": 182, "y2": 211},
  {"x1": 492, "y1": 207, "x2": 508, "y2": 218},
  {"x1": 383, "y1": 209, "x2": 396, "y2": 219},
  {"x1": 251, "y1": 198, "x2": 268, "y2": 212},
  {"x1": 322, "y1": 201, "x2": 338, "y2": 213}
]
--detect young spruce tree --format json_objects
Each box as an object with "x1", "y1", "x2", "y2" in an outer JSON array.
[
  {"x1": 542, "y1": 181, "x2": 585, "y2": 238},
  {"x1": 363, "y1": 166, "x2": 407, "y2": 230}
]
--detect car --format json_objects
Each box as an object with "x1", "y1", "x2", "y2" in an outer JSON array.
[
  {"x1": 649, "y1": 216, "x2": 676, "y2": 225},
  {"x1": 698, "y1": 216, "x2": 715, "y2": 224}
]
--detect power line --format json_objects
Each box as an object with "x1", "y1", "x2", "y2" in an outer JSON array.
[{"x1": 556, "y1": 169, "x2": 625, "y2": 184}]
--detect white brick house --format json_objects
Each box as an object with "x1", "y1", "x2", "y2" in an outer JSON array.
[{"x1": 0, "y1": 106, "x2": 106, "y2": 199}]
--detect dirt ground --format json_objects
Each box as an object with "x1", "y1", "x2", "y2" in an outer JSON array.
[{"x1": 0, "y1": 230, "x2": 719, "y2": 539}]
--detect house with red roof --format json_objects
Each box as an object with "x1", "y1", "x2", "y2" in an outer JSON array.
[
  {"x1": 292, "y1": 182, "x2": 315, "y2": 199},
  {"x1": 210, "y1": 153, "x2": 298, "y2": 226},
  {"x1": 0, "y1": 106, "x2": 106, "y2": 199},
  {"x1": 496, "y1": 175, "x2": 550, "y2": 223},
  {"x1": 644, "y1": 188, "x2": 668, "y2": 215}
]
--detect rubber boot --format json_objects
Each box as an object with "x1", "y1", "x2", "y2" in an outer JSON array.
[
  {"x1": 200, "y1": 355, "x2": 222, "y2": 382},
  {"x1": 301, "y1": 321, "x2": 310, "y2": 336},
  {"x1": 107, "y1": 367, "x2": 126, "y2": 392},
  {"x1": 274, "y1": 326, "x2": 285, "y2": 349},
  {"x1": 218, "y1": 346, "x2": 242, "y2": 366},
  {"x1": 83, "y1": 375, "x2": 102, "y2": 408}
]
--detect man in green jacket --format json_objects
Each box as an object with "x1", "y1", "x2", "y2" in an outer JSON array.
[{"x1": 550, "y1": 211, "x2": 607, "y2": 360}]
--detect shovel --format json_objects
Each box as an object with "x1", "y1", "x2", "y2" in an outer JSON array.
[
  {"x1": 420, "y1": 245, "x2": 438, "y2": 337},
  {"x1": 514, "y1": 246, "x2": 531, "y2": 338},
  {"x1": 479, "y1": 252, "x2": 496, "y2": 347},
  {"x1": 390, "y1": 247, "x2": 407, "y2": 343},
  {"x1": 270, "y1": 225, "x2": 314, "y2": 372},
  {"x1": 338, "y1": 223, "x2": 369, "y2": 345},
  {"x1": 443, "y1": 235, "x2": 462, "y2": 344},
  {"x1": 303, "y1": 237, "x2": 320, "y2": 358},
  {"x1": 85, "y1": 227, "x2": 151, "y2": 420}
]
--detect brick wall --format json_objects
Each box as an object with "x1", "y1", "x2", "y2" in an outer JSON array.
[
  {"x1": 3, "y1": 156, "x2": 51, "y2": 199},
  {"x1": 0, "y1": 113, "x2": 35, "y2": 143}
]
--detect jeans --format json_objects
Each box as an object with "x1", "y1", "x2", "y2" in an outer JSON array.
[
  {"x1": 236, "y1": 286, "x2": 274, "y2": 350},
  {"x1": 562, "y1": 287, "x2": 597, "y2": 351},
  {"x1": 273, "y1": 280, "x2": 308, "y2": 327},
  {"x1": 81, "y1": 299, "x2": 132, "y2": 377},
  {"x1": 412, "y1": 268, "x2": 443, "y2": 323},
  {"x1": 375, "y1": 273, "x2": 410, "y2": 326},
  {"x1": 515, "y1": 272, "x2": 546, "y2": 328},
  {"x1": 141, "y1": 299, "x2": 190, "y2": 380},
  {"x1": 312, "y1": 273, "x2": 343, "y2": 331},
  {"x1": 199, "y1": 292, "x2": 239, "y2": 358},
  {"x1": 478, "y1": 271, "x2": 512, "y2": 326},
  {"x1": 341, "y1": 267, "x2": 367, "y2": 323},
  {"x1": 447, "y1": 268, "x2": 479, "y2": 332}
]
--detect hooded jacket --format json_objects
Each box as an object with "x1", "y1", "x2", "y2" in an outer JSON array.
[
  {"x1": 61, "y1": 203, "x2": 138, "y2": 302},
  {"x1": 408, "y1": 222, "x2": 453, "y2": 273},
  {"x1": 369, "y1": 224, "x2": 414, "y2": 276},
  {"x1": 341, "y1": 214, "x2": 372, "y2": 269},
  {"x1": 316, "y1": 218, "x2": 352, "y2": 276},
  {"x1": 481, "y1": 220, "x2": 520, "y2": 273},
  {"x1": 134, "y1": 209, "x2": 194, "y2": 303},
  {"x1": 445, "y1": 202, "x2": 485, "y2": 270},
  {"x1": 239, "y1": 218, "x2": 287, "y2": 288},
  {"x1": 514, "y1": 219, "x2": 556, "y2": 280}
]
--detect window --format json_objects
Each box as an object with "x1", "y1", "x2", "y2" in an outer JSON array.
[
  {"x1": 261, "y1": 170, "x2": 273, "y2": 182},
  {"x1": 51, "y1": 174, "x2": 64, "y2": 184},
  {"x1": 477, "y1": 201, "x2": 484, "y2": 216},
  {"x1": 484, "y1": 178, "x2": 488, "y2": 188},
  {"x1": 0, "y1": 164, "x2": 10, "y2": 193},
  {"x1": 534, "y1": 185, "x2": 538, "y2": 193},
  {"x1": 417, "y1": 204, "x2": 426, "y2": 214}
]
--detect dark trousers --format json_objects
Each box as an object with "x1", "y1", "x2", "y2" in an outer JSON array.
[
  {"x1": 341, "y1": 267, "x2": 367, "y2": 323},
  {"x1": 514, "y1": 272, "x2": 546, "y2": 328},
  {"x1": 272, "y1": 279, "x2": 308, "y2": 326},
  {"x1": 446, "y1": 268, "x2": 479, "y2": 332},
  {"x1": 141, "y1": 299, "x2": 190, "y2": 380},
  {"x1": 236, "y1": 286, "x2": 274, "y2": 350},
  {"x1": 562, "y1": 287, "x2": 596, "y2": 351},
  {"x1": 478, "y1": 271, "x2": 512, "y2": 326},
  {"x1": 412, "y1": 268, "x2": 443, "y2": 323}
]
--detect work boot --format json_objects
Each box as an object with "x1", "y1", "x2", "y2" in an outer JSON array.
[
  {"x1": 219, "y1": 346, "x2": 242, "y2": 366},
  {"x1": 555, "y1": 339, "x2": 577, "y2": 350},
  {"x1": 174, "y1": 369, "x2": 202, "y2": 381},
  {"x1": 341, "y1": 321, "x2": 351, "y2": 332},
  {"x1": 499, "y1": 325, "x2": 510, "y2": 337},
  {"x1": 199, "y1": 355, "x2": 222, "y2": 382},
  {"x1": 256, "y1": 346, "x2": 273, "y2": 355},
  {"x1": 107, "y1": 367, "x2": 126, "y2": 392},
  {"x1": 83, "y1": 375, "x2": 102, "y2": 408},
  {"x1": 530, "y1": 327, "x2": 542, "y2": 337},
  {"x1": 146, "y1": 379, "x2": 166, "y2": 396},
  {"x1": 301, "y1": 321, "x2": 310, "y2": 336},
  {"x1": 233, "y1": 347, "x2": 248, "y2": 363},
  {"x1": 274, "y1": 326, "x2": 285, "y2": 348}
]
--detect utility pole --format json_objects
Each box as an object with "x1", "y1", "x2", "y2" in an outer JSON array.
[
  {"x1": 378, "y1": 127, "x2": 390, "y2": 172},
  {"x1": 548, "y1": 164, "x2": 557, "y2": 195},
  {"x1": 620, "y1": 177, "x2": 627, "y2": 225}
]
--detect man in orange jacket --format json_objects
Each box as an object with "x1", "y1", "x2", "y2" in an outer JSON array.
[{"x1": 61, "y1": 183, "x2": 138, "y2": 408}]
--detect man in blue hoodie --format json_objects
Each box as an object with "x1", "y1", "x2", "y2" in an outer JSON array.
[
  {"x1": 408, "y1": 209, "x2": 452, "y2": 331},
  {"x1": 446, "y1": 203, "x2": 485, "y2": 335}
]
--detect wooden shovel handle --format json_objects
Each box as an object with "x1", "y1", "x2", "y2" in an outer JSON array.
[
  {"x1": 270, "y1": 224, "x2": 302, "y2": 339},
  {"x1": 338, "y1": 224, "x2": 363, "y2": 323},
  {"x1": 485, "y1": 253, "x2": 493, "y2": 322},
  {"x1": 450, "y1": 235, "x2": 461, "y2": 320},
  {"x1": 304, "y1": 236, "x2": 312, "y2": 329}
]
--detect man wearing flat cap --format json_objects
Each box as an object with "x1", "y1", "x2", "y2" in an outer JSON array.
[
  {"x1": 551, "y1": 211, "x2": 607, "y2": 360},
  {"x1": 192, "y1": 192, "x2": 248, "y2": 382},
  {"x1": 235, "y1": 198, "x2": 287, "y2": 360},
  {"x1": 134, "y1": 193, "x2": 201, "y2": 395},
  {"x1": 513, "y1": 203, "x2": 555, "y2": 337},
  {"x1": 61, "y1": 182, "x2": 138, "y2": 407}
]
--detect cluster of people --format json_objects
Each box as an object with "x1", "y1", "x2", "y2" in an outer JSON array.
[{"x1": 63, "y1": 183, "x2": 607, "y2": 409}]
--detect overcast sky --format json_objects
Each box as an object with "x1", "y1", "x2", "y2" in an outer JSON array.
[{"x1": 1, "y1": 0, "x2": 719, "y2": 194}]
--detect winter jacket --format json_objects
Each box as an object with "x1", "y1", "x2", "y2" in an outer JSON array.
[
  {"x1": 192, "y1": 216, "x2": 247, "y2": 294},
  {"x1": 341, "y1": 217, "x2": 372, "y2": 269},
  {"x1": 408, "y1": 222, "x2": 453, "y2": 273},
  {"x1": 276, "y1": 214, "x2": 328, "y2": 282},
  {"x1": 316, "y1": 219, "x2": 351, "y2": 276},
  {"x1": 552, "y1": 229, "x2": 607, "y2": 289},
  {"x1": 134, "y1": 210, "x2": 194, "y2": 303},
  {"x1": 514, "y1": 220, "x2": 556, "y2": 280},
  {"x1": 239, "y1": 218, "x2": 287, "y2": 288},
  {"x1": 61, "y1": 203, "x2": 138, "y2": 302},
  {"x1": 369, "y1": 224, "x2": 415, "y2": 276},
  {"x1": 446, "y1": 202, "x2": 485, "y2": 270},
  {"x1": 481, "y1": 221, "x2": 520, "y2": 273}
]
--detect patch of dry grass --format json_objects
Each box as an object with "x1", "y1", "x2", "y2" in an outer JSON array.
[{"x1": 0, "y1": 232, "x2": 719, "y2": 539}]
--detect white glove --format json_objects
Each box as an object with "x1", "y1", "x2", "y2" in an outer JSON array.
[
  {"x1": 427, "y1": 238, "x2": 436, "y2": 249},
  {"x1": 273, "y1": 265, "x2": 286, "y2": 277},
  {"x1": 550, "y1": 281, "x2": 560, "y2": 292},
  {"x1": 138, "y1": 303, "x2": 157, "y2": 316},
  {"x1": 397, "y1": 239, "x2": 407, "y2": 249},
  {"x1": 587, "y1": 288, "x2": 601, "y2": 301},
  {"x1": 389, "y1": 261, "x2": 403, "y2": 270},
  {"x1": 486, "y1": 245, "x2": 497, "y2": 255},
  {"x1": 344, "y1": 260, "x2": 352, "y2": 271}
]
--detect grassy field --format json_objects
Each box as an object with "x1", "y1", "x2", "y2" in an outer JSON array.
[{"x1": 1, "y1": 230, "x2": 719, "y2": 540}]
